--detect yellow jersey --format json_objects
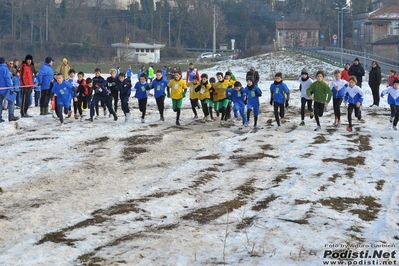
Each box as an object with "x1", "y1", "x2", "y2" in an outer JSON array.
[
  {"x1": 197, "y1": 82, "x2": 212, "y2": 101},
  {"x1": 167, "y1": 79, "x2": 188, "y2": 100},
  {"x1": 187, "y1": 81, "x2": 200, "y2": 100},
  {"x1": 215, "y1": 79, "x2": 230, "y2": 100}
]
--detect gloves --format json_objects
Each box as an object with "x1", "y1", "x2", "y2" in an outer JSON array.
[
  {"x1": 244, "y1": 98, "x2": 248, "y2": 105},
  {"x1": 183, "y1": 92, "x2": 186, "y2": 97},
  {"x1": 213, "y1": 91, "x2": 218, "y2": 96},
  {"x1": 270, "y1": 100, "x2": 273, "y2": 106},
  {"x1": 344, "y1": 83, "x2": 349, "y2": 88},
  {"x1": 285, "y1": 100, "x2": 289, "y2": 107},
  {"x1": 167, "y1": 93, "x2": 170, "y2": 98}
]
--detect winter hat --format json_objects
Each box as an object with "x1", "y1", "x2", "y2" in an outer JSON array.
[
  {"x1": 25, "y1": 54, "x2": 33, "y2": 61},
  {"x1": 63, "y1": 58, "x2": 68, "y2": 63},
  {"x1": 0, "y1": 57, "x2": 5, "y2": 64},
  {"x1": 301, "y1": 68, "x2": 308, "y2": 75},
  {"x1": 393, "y1": 79, "x2": 399, "y2": 85},
  {"x1": 250, "y1": 64, "x2": 255, "y2": 68},
  {"x1": 45, "y1": 56, "x2": 54, "y2": 63},
  {"x1": 354, "y1": 57, "x2": 359, "y2": 62},
  {"x1": 246, "y1": 76, "x2": 254, "y2": 82}
]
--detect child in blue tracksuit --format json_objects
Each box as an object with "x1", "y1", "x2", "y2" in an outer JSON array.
[
  {"x1": 33, "y1": 76, "x2": 41, "y2": 107},
  {"x1": 226, "y1": 81, "x2": 247, "y2": 127},
  {"x1": 12, "y1": 71, "x2": 21, "y2": 107},
  {"x1": 126, "y1": 66, "x2": 133, "y2": 81},
  {"x1": 244, "y1": 76, "x2": 262, "y2": 129},
  {"x1": 87, "y1": 76, "x2": 118, "y2": 122},
  {"x1": 134, "y1": 73, "x2": 151, "y2": 123},
  {"x1": 116, "y1": 72, "x2": 132, "y2": 122},
  {"x1": 344, "y1": 76, "x2": 364, "y2": 132},
  {"x1": 329, "y1": 69, "x2": 347, "y2": 127},
  {"x1": 269, "y1": 72, "x2": 290, "y2": 130},
  {"x1": 51, "y1": 73, "x2": 74, "y2": 124},
  {"x1": 381, "y1": 79, "x2": 399, "y2": 129},
  {"x1": 151, "y1": 70, "x2": 169, "y2": 121}
]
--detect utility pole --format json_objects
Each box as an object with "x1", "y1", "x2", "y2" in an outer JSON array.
[
  {"x1": 168, "y1": 12, "x2": 171, "y2": 47},
  {"x1": 212, "y1": 5, "x2": 216, "y2": 59}
]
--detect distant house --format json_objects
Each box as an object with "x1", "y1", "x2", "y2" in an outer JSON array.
[
  {"x1": 111, "y1": 42, "x2": 165, "y2": 63},
  {"x1": 353, "y1": 3, "x2": 399, "y2": 59},
  {"x1": 275, "y1": 21, "x2": 320, "y2": 49}
]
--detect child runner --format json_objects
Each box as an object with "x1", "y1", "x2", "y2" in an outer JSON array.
[
  {"x1": 209, "y1": 77, "x2": 217, "y2": 120},
  {"x1": 133, "y1": 73, "x2": 151, "y2": 123},
  {"x1": 117, "y1": 72, "x2": 132, "y2": 122},
  {"x1": 187, "y1": 76, "x2": 200, "y2": 119},
  {"x1": 195, "y1": 73, "x2": 213, "y2": 122},
  {"x1": 270, "y1": 72, "x2": 290, "y2": 130},
  {"x1": 86, "y1": 76, "x2": 118, "y2": 122},
  {"x1": 306, "y1": 70, "x2": 332, "y2": 131},
  {"x1": 215, "y1": 72, "x2": 231, "y2": 125},
  {"x1": 75, "y1": 72, "x2": 88, "y2": 120},
  {"x1": 226, "y1": 81, "x2": 247, "y2": 127},
  {"x1": 66, "y1": 69, "x2": 78, "y2": 118},
  {"x1": 298, "y1": 68, "x2": 314, "y2": 126},
  {"x1": 244, "y1": 76, "x2": 262, "y2": 129},
  {"x1": 381, "y1": 79, "x2": 399, "y2": 127},
  {"x1": 106, "y1": 68, "x2": 119, "y2": 115},
  {"x1": 92, "y1": 68, "x2": 107, "y2": 117},
  {"x1": 167, "y1": 70, "x2": 187, "y2": 126},
  {"x1": 51, "y1": 73, "x2": 74, "y2": 125},
  {"x1": 151, "y1": 70, "x2": 169, "y2": 121},
  {"x1": 344, "y1": 76, "x2": 364, "y2": 132},
  {"x1": 329, "y1": 69, "x2": 347, "y2": 127},
  {"x1": 224, "y1": 71, "x2": 235, "y2": 120}
]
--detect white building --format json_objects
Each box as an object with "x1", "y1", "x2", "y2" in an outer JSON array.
[{"x1": 111, "y1": 42, "x2": 165, "y2": 63}]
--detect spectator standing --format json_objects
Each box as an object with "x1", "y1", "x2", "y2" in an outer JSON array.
[
  {"x1": 368, "y1": 61, "x2": 381, "y2": 108},
  {"x1": 246, "y1": 64, "x2": 260, "y2": 85},
  {"x1": 348, "y1": 58, "x2": 365, "y2": 88},
  {"x1": 36, "y1": 56, "x2": 54, "y2": 115},
  {"x1": 0, "y1": 57, "x2": 19, "y2": 122},
  {"x1": 57, "y1": 58, "x2": 71, "y2": 79},
  {"x1": 186, "y1": 62, "x2": 200, "y2": 83},
  {"x1": 19, "y1": 54, "x2": 35, "y2": 117},
  {"x1": 341, "y1": 63, "x2": 350, "y2": 82}
]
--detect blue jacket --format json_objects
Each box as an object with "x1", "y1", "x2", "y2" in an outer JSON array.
[
  {"x1": 344, "y1": 85, "x2": 364, "y2": 104},
  {"x1": 37, "y1": 62, "x2": 54, "y2": 90},
  {"x1": 244, "y1": 85, "x2": 262, "y2": 106},
  {"x1": 329, "y1": 79, "x2": 347, "y2": 99},
  {"x1": 92, "y1": 76, "x2": 110, "y2": 97},
  {"x1": 117, "y1": 79, "x2": 132, "y2": 95},
  {"x1": 52, "y1": 81, "x2": 74, "y2": 107},
  {"x1": 226, "y1": 87, "x2": 246, "y2": 106},
  {"x1": 134, "y1": 81, "x2": 151, "y2": 100},
  {"x1": 126, "y1": 68, "x2": 133, "y2": 79},
  {"x1": 381, "y1": 87, "x2": 399, "y2": 105},
  {"x1": 269, "y1": 81, "x2": 289, "y2": 104},
  {"x1": 151, "y1": 77, "x2": 169, "y2": 98},
  {"x1": 12, "y1": 76, "x2": 20, "y2": 92},
  {"x1": 0, "y1": 64, "x2": 12, "y2": 95}
]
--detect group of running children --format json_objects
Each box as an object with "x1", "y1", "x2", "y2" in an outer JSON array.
[{"x1": 51, "y1": 65, "x2": 399, "y2": 131}]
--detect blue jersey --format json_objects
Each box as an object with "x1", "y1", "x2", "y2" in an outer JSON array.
[
  {"x1": 134, "y1": 81, "x2": 151, "y2": 100},
  {"x1": 269, "y1": 82, "x2": 289, "y2": 104},
  {"x1": 344, "y1": 85, "x2": 364, "y2": 104},
  {"x1": 226, "y1": 87, "x2": 246, "y2": 106},
  {"x1": 52, "y1": 81, "x2": 74, "y2": 107},
  {"x1": 126, "y1": 68, "x2": 133, "y2": 79},
  {"x1": 151, "y1": 77, "x2": 169, "y2": 99},
  {"x1": 381, "y1": 87, "x2": 399, "y2": 105},
  {"x1": 12, "y1": 76, "x2": 20, "y2": 92},
  {"x1": 244, "y1": 85, "x2": 262, "y2": 106},
  {"x1": 329, "y1": 79, "x2": 347, "y2": 99}
]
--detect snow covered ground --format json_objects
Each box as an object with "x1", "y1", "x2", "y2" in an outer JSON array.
[{"x1": 1, "y1": 52, "x2": 398, "y2": 266}]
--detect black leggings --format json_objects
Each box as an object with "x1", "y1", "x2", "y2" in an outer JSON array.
[
  {"x1": 393, "y1": 105, "x2": 399, "y2": 126},
  {"x1": 190, "y1": 98, "x2": 198, "y2": 116},
  {"x1": 138, "y1": 98, "x2": 147, "y2": 119},
  {"x1": 300, "y1": 97, "x2": 313, "y2": 120},
  {"x1": 313, "y1": 101, "x2": 325, "y2": 126},
  {"x1": 347, "y1": 104, "x2": 360, "y2": 128},
  {"x1": 110, "y1": 91, "x2": 118, "y2": 112},
  {"x1": 332, "y1": 98, "x2": 343, "y2": 121},
  {"x1": 274, "y1": 102, "x2": 285, "y2": 126},
  {"x1": 156, "y1": 96, "x2": 165, "y2": 118}
]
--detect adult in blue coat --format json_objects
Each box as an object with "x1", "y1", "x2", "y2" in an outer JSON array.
[
  {"x1": 36, "y1": 56, "x2": 54, "y2": 115},
  {"x1": 0, "y1": 57, "x2": 19, "y2": 122}
]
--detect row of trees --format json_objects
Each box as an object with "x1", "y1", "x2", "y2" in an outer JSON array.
[{"x1": 0, "y1": 0, "x2": 373, "y2": 62}]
